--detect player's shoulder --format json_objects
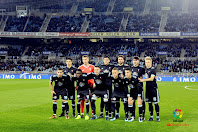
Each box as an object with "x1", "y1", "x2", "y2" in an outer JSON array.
[
  {"x1": 89, "y1": 64, "x2": 95, "y2": 68},
  {"x1": 51, "y1": 75, "x2": 57, "y2": 77}
]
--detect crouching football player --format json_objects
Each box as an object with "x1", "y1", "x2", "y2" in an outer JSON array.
[
  {"x1": 90, "y1": 66, "x2": 110, "y2": 120},
  {"x1": 110, "y1": 67, "x2": 128, "y2": 121},
  {"x1": 49, "y1": 68, "x2": 71, "y2": 119},
  {"x1": 73, "y1": 69, "x2": 93, "y2": 120},
  {"x1": 138, "y1": 57, "x2": 160, "y2": 122},
  {"x1": 124, "y1": 68, "x2": 143, "y2": 122}
]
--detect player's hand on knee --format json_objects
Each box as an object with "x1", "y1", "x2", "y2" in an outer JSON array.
[{"x1": 51, "y1": 91, "x2": 56, "y2": 96}]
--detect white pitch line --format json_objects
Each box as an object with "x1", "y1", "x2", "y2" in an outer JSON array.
[{"x1": 184, "y1": 86, "x2": 198, "y2": 91}]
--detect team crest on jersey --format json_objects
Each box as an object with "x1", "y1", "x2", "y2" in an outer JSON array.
[
  {"x1": 128, "y1": 84, "x2": 134, "y2": 89},
  {"x1": 89, "y1": 68, "x2": 91, "y2": 71},
  {"x1": 133, "y1": 72, "x2": 138, "y2": 77},
  {"x1": 145, "y1": 73, "x2": 149, "y2": 78},
  {"x1": 95, "y1": 79, "x2": 102, "y2": 84},
  {"x1": 79, "y1": 82, "x2": 85, "y2": 87},
  {"x1": 114, "y1": 83, "x2": 119, "y2": 87},
  {"x1": 58, "y1": 82, "x2": 63, "y2": 86},
  {"x1": 62, "y1": 79, "x2": 64, "y2": 81},
  {"x1": 148, "y1": 70, "x2": 150, "y2": 73}
]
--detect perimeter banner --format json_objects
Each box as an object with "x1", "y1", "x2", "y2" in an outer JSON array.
[{"x1": 90, "y1": 32, "x2": 139, "y2": 37}]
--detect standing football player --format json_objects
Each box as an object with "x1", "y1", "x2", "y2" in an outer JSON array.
[
  {"x1": 114, "y1": 55, "x2": 129, "y2": 119},
  {"x1": 90, "y1": 66, "x2": 110, "y2": 121},
  {"x1": 59, "y1": 58, "x2": 77, "y2": 118},
  {"x1": 99, "y1": 56, "x2": 114, "y2": 118},
  {"x1": 78, "y1": 55, "x2": 94, "y2": 118},
  {"x1": 138, "y1": 57, "x2": 160, "y2": 122},
  {"x1": 110, "y1": 67, "x2": 128, "y2": 121},
  {"x1": 49, "y1": 68, "x2": 72, "y2": 119},
  {"x1": 73, "y1": 69, "x2": 93, "y2": 120},
  {"x1": 131, "y1": 56, "x2": 146, "y2": 120},
  {"x1": 124, "y1": 68, "x2": 143, "y2": 122}
]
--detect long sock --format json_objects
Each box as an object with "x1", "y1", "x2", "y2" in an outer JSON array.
[
  {"x1": 124, "y1": 102, "x2": 128, "y2": 118},
  {"x1": 104, "y1": 102, "x2": 109, "y2": 116},
  {"x1": 116, "y1": 102, "x2": 120, "y2": 114},
  {"x1": 77, "y1": 102, "x2": 81, "y2": 115},
  {"x1": 53, "y1": 102, "x2": 57, "y2": 115},
  {"x1": 108, "y1": 98, "x2": 111, "y2": 114},
  {"x1": 100, "y1": 98, "x2": 104, "y2": 114},
  {"x1": 64, "y1": 101, "x2": 69, "y2": 115},
  {"x1": 133, "y1": 101, "x2": 136, "y2": 117},
  {"x1": 61, "y1": 102, "x2": 65, "y2": 113},
  {"x1": 154, "y1": 103, "x2": 160, "y2": 117},
  {"x1": 149, "y1": 103, "x2": 153, "y2": 117},
  {"x1": 128, "y1": 105, "x2": 133, "y2": 117},
  {"x1": 91, "y1": 101, "x2": 96, "y2": 115},
  {"x1": 142, "y1": 101, "x2": 146, "y2": 117},
  {"x1": 138, "y1": 105, "x2": 143, "y2": 117},
  {"x1": 72, "y1": 100, "x2": 75, "y2": 114},
  {"x1": 111, "y1": 102, "x2": 116, "y2": 117},
  {"x1": 80, "y1": 99, "x2": 85, "y2": 114},
  {"x1": 86, "y1": 102, "x2": 89, "y2": 115}
]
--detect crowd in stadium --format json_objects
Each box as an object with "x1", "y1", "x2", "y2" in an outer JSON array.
[{"x1": 0, "y1": 43, "x2": 197, "y2": 73}]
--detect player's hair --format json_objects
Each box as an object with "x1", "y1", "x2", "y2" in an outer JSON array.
[
  {"x1": 66, "y1": 58, "x2": 72, "y2": 61},
  {"x1": 82, "y1": 55, "x2": 89, "y2": 58},
  {"x1": 94, "y1": 66, "x2": 100, "y2": 68},
  {"x1": 112, "y1": 67, "x2": 119, "y2": 71},
  {"x1": 118, "y1": 55, "x2": 125, "y2": 60},
  {"x1": 145, "y1": 56, "x2": 152, "y2": 61},
  {"x1": 57, "y1": 68, "x2": 63, "y2": 71},
  {"x1": 76, "y1": 69, "x2": 82, "y2": 72},
  {"x1": 125, "y1": 68, "x2": 131, "y2": 71},
  {"x1": 104, "y1": 56, "x2": 110, "y2": 59},
  {"x1": 133, "y1": 56, "x2": 139, "y2": 60}
]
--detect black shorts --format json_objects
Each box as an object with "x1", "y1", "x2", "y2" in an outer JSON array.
[
  {"x1": 94, "y1": 90, "x2": 108, "y2": 99},
  {"x1": 146, "y1": 87, "x2": 160, "y2": 103},
  {"x1": 67, "y1": 88, "x2": 75, "y2": 100},
  {"x1": 128, "y1": 86, "x2": 144, "y2": 100},
  {"x1": 77, "y1": 90, "x2": 90, "y2": 100},
  {"x1": 53, "y1": 89, "x2": 68, "y2": 100},
  {"x1": 111, "y1": 92, "x2": 127, "y2": 101}
]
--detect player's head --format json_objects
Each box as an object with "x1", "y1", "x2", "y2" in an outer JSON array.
[
  {"x1": 94, "y1": 66, "x2": 101, "y2": 75},
  {"x1": 125, "y1": 68, "x2": 132, "y2": 79},
  {"x1": 112, "y1": 67, "x2": 119, "y2": 79},
  {"x1": 133, "y1": 56, "x2": 140, "y2": 67},
  {"x1": 103, "y1": 56, "x2": 110, "y2": 65},
  {"x1": 145, "y1": 56, "x2": 152, "y2": 68},
  {"x1": 76, "y1": 69, "x2": 82, "y2": 78},
  {"x1": 118, "y1": 55, "x2": 125, "y2": 65},
  {"x1": 82, "y1": 55, "x2": 89, "y2": 65},
  {"x1": 57, "y1": 68, "x2": 64, "y2": 77},
  {"x1": 66, "y1": 58, "x2": 72, "y2": 67}
]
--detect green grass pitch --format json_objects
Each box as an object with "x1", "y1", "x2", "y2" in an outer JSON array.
[{"x1": 0, "y1": 79, "x2": 197, "y2": 132}]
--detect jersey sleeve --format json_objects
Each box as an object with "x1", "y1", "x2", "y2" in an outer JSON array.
[
  {"x1": 50, "y1": 75, "x2": 54, "y2": 82},
  {"x1": 150, "y1": 69, "x2": 156, "y2": 77}
]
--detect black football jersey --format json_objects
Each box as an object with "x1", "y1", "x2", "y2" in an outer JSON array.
[
  {"x1": 50, "y1": 74, "x2": 71, "y2": 89},
  {"x1": 92, "y1": 72, "x2": 109, "y2": 91},
  {"x1": 110, "y1": 76, "x2": 127, "y2": 94},
  {"x1": 73, "y1": 73, "x2": 93, "y2": 91},
  {"x1": 145, "y1": 67, "x2": 158, "y2": 88},
  {"x1": 100, "y1": 64, "x2": 114, "y2": 74},
  {"x1": 64, "y1": 66, "x2": 77, "y2": 76},
  {"x1": 114, "y1": 64, "x2": 130, "y2": 75}
]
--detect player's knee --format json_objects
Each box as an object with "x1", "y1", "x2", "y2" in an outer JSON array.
[
  {"x1": 103, "y1": 98, "x2": 108, "y2": 102},
  {"x1": 91, "y1": 94, "x2": 97, "y2": 101},
  {"x1": 137, "y1": 98, "x2": 142, "y2": 105},
  {"x1": 62, "y1": 100, "x2": 68, "y2": 103},
  {"x1": 111, "y1": 97, "x2": 116, "y2": 103},
  {"x1": 53, "y1": 101, "x2": 57, "y2": 104},
  {"x1": 154, "y1": 102, "x2": 159, "y2": 105}
]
